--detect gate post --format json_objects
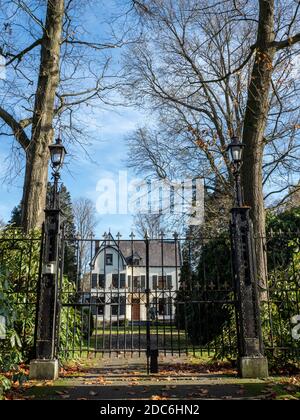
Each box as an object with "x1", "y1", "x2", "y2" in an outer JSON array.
[
  {"x1": 231, "y1": 207, "x2": 268, "y2": 378},
  {"x1": 145, "y1": 232, "x2": 159, "y2": 374},
  {"x1": 30, "y1": 208, "x2": 62, "y2": 380},
  {"x1": 30, "y1": 138, "x2": 67, "y2": 381},
  {"x1": 145, "y1": 233, "x2": 151, "y2": 374},
  {"x1": 227, "y1": 136, "x2": 268, "y2": 378}
]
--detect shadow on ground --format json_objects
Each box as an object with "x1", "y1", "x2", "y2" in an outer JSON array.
[{"x1": 6, "y1": 356, "x2": 277, "y2": 400}]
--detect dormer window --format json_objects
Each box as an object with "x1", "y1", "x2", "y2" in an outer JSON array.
[
  {"x1": 127, "y1": 252, "x2": 141, "y2": 267},
  {"x1": 106, "y1": 254, "x2": 113, "y2": 266}
]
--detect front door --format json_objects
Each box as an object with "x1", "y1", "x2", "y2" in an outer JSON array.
[{"x1": 132, "y1": 299, "x2": 140, "y2": 321}]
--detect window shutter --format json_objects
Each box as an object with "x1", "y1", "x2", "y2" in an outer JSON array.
[
  {"x1": 167, "y1": 275, "x2": 172, "y2": 290},
  {"x1": 99, "y1": 274, "x2": 106, "y2": 289},
  {"x1": 112, "y1": 274, "x2": 118, "y2": 289},
  {"x1": 120, "y1": 296, "x2": 126, "y2": 316},
  {"x1": 152, "y1": 275, "x2": 158, "y2": 290},
  {"x1": 111, "y1": 297, "x2": 118, "y2": 316},
  {"x1": 133, "y1": 276, "x2": 139, "y2": 291},
  {"x1": 141, "y1": 275, "x2": 146, "y2": 291},
  {"x1": 120, "y1": 274, "x2": 126, "y2": 288},
  {"x1": 92, "y1": 274, "x2": 98, "y2": 288},
  {"x1": 128, "y1": 275, "x2": 131, "y2": 289}
]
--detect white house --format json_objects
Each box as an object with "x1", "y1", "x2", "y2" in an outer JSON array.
[{"x1": 83, "y1": 233, "x2": 181, "y2": 323}]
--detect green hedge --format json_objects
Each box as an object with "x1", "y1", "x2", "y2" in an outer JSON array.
[{"x1": 0, "y1": 228, "x2": 85, "y2": 395}]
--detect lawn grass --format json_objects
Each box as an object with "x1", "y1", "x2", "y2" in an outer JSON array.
[
  {"x1": 60, "y1": 324, "x2": 235, "y2": 359},
  {"x1": 92, "y1": 325, "x2": 184, "y2": 335},
  {"x1": 243, "y1": 377, "x2": 300, "y2": 400}
]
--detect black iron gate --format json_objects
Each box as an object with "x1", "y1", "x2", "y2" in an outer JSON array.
[
  {"x1": 58, "y1": 232, "x2": 238, "y2": 362},
  {"x1": 0, "y1": 227, "x2": 299, "y2": 372}
]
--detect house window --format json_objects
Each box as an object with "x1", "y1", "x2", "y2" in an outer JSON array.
[
  {"x1": 111, "y1": 297, "x2": 118, "y2": 316},
  {"x1": 111, "y1": 296, "x2": 126, "y2": 316},
  {"x1": 120, "y1": 296, "x2": 126, "y2": 315},
  {"x1": 92, "y1": 274, "x2": 106, "y2": 289},
  {"x1": 132, "y1": 276, "x2": 146, "y2": 291},
  {"x1": 158, "y1": 298, "x2": 172, "y2": 316},
  {"x1": 159, "y1": 298, "x2": 165, "y2": 315},
  {"x1": 106, "y1": 254, "x2": 113, "y2": 265},
  {"x1": 112, "y1": 274, "x2": 126, "y2": 289},
  {"x1": 127, "y1": 254, "x2": 141, "y2": 266},
  {"x1": 166, "y1": 297, "x2": 173, "y2": 316},
  {"x1": 133, "y1": 276, "x2": 140, "y2": 291},
  {"x1": 112, "y1": 274, "x2": 119, "y2": 289},
  {"x1": 99, "y1": 274, "x2": 106, "y2": 289},
  {"x1": 150, "y1": 299, "x2": 158, "y2": 320},
  {"x1": 155, "y1": 276, "x2": 173, "y2": 290},
  {"x1": 91, "y1": 296, "x2": 105, "y2": 316},
  {"x1": 158, "y1": 276, "x2": 166, "y2": 290},
  {"x1": 96, "y1": 297, "x2": 105, "y2": 316}
]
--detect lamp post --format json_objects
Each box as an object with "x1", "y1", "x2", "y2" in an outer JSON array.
[
  {"x1": 49, "y1": 137, "x2": 67, "y2": 209},
  {"x1": 30, "y1": 137, "x2": 67, "y2": 381},
  {"x1": 228, "y1": 136, "x2": 268, "y2": 379},
  {"x1": 227, "y1": 136, "x2": 245, "y2": 207}
]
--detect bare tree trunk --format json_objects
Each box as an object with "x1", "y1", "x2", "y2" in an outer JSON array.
[
  {"x1": 242, "y1": 0, "x2": 276, "y2": 293},
  {"x1": 21, "y1": 0, "x2": 65, "y2": 232}
]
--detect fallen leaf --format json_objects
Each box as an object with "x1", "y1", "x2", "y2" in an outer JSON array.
[
  {"x1": 55, "y1": 391, "x2": 66, "y2": 396},
  {"x1": 199, "y1": 389, "x2": 209, "y2": 395},
  {"x1": 89, "y1": 391, "x2": 98, "y2": 397},
  {"x1": 284, "y1": 386, "x2": 297, "y2": 392},
  {"x1": 151, "y1": 395, "x2": 168, "y2": 401}
]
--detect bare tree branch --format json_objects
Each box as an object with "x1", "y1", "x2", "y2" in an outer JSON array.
[
  {"x1": 272, "y1": 32, "x2": 300, "y2": 50},
  {"x1": 4, "y1": 39, "x2": 42, "y2": 66},
  {"x1": 0, "y1": 106, "x2": 30, "y2": 150}
]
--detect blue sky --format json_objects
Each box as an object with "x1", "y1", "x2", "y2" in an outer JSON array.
[
  {"x1": 0, "y1": 105, "x2": 147, "y2": 238},
  {"x1": 0, "y1": 1, "x2": 149, "y2": 238},
  {"x1": 1, "y1": 1, "x2": 297, "y2": 238}
]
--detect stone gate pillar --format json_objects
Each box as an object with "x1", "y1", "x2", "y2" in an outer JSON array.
[
  {"x1": 231, "y1": 207, "x2": 269, "y2": 379},
  {"x1": 30, "y1": 208, "x2": 62, "y2": 380}
]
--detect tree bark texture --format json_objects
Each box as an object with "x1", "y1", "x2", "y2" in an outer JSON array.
[
  {"x1": 21, "y1": 0, "x2": 65, "y2": 232},
  {"x1": 242, "y1": 0, "x2": 276, "y2": 293}
]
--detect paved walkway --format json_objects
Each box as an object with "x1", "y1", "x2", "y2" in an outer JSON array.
[{"x1": 8, "y1": 355, "x2": 276, "y2": 400}]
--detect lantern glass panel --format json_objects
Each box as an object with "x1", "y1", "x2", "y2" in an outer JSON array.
[
  {"x1": 51, "y1": 150, "x2": 62, "y2": 167},
  {"x1": 231, "y1": 146, "x2": 242, "y2": 162}
]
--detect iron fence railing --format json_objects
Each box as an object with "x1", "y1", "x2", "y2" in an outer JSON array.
[
  {"x1": 260, "y1": 232, "x2": 300, "y2": 365},
  {"x1": 0, "y1": 229, "x2": 42, "y2": 361},
  {"x1": 59, "y1": 232, "x2": 237, "y2": 359},
  {"x1": 0, "y1": 228, "x2": 299, "y2": 367}
]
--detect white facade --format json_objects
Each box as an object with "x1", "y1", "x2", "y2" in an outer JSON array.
[{"x1": 87, "y1": 234, "x2": 181, "y2": 323}]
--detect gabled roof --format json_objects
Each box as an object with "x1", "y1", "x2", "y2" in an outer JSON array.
[
  {"x1": 91, "y1": 233, "x2": 127, "y2": 267},
  {"x1": 92, "y1": 233, "x2": 181, "y2": 267}
]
